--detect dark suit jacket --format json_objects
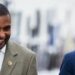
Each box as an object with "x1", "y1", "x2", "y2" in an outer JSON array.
[
  {"x1": 59, "y1": 51, "x2": 75, "y2": 75},
  {"x1": 0, "y1": 41, "x2": 37, "y2": 75}
]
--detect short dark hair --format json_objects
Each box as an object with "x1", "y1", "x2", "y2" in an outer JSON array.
[{"x1": 0, "y1": 4, "x2": 10, "y2": 16}]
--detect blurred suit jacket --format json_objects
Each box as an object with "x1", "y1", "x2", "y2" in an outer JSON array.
[
  {"x1": 59, "y1": 51, "x2": 75, "y2": 75},
  {"x1": 0, "y1": 41, "x2": 37, "y2": 75}
]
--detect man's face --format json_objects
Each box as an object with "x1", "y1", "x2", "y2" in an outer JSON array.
[{"x1": 0, "y1": 15, "x2": 11, "y2": 49}]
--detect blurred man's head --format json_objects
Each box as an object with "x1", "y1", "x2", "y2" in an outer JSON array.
[{"x1": 0, "y1": 4, "x2": 11, "y2": 49}]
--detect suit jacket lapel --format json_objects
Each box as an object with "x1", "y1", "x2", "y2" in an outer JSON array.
[{"x1": 1, "y1": 41, "x2": 18, "y2": 75}]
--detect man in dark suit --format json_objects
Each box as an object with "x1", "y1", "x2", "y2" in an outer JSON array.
[
  {"x1": 0, "y1": 4, "x2": 37, "y2": 75},
  {"x1": 59, "y1": 51, "x2": 75, "y2": 75}
]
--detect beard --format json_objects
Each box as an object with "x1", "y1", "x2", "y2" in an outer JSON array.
[{"x1": 0, "y1": 35, "x2": 10, "y2": 49}]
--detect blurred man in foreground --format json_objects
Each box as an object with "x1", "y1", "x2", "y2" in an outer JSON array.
[{"x1": 0, "y1": 4, "x2": 37, "y2": 75}]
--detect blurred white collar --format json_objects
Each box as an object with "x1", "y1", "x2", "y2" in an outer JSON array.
[{"x1": 0, "y1": 45, "x2": 6, "y2": 54}]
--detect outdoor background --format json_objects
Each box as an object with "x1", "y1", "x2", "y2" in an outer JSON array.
[{"x1": 1, "y1": 0, "x2": 75, "y2": 75}]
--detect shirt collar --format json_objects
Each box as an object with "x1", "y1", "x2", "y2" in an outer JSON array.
[{"x1": 0, "y1": 45, "x2": 6, "y2": 54}]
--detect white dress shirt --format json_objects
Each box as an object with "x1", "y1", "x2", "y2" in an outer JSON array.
[{"x1": 0, "y1": 45, "x2": 6, "y2": 71}]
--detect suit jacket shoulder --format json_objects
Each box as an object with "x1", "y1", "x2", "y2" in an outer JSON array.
[
  {"x1": 5, "y1": 40, "x2": 37, "y2": 75},
  {"x1": 59, "y1": 51, "x2": 75, "y2": 75},
  {"x1": 64, "y1": 51, "x2": 75, "y2": 61},
  {"x1": 7, "y1": 40, "x2": 36, "y2": 58}
]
